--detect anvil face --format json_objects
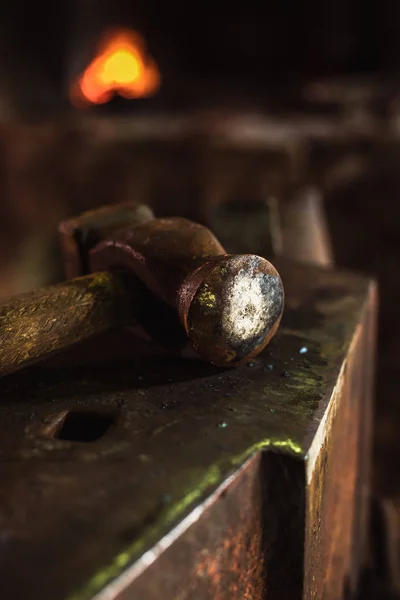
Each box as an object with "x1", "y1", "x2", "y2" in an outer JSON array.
[{"x1": 0, "y1": 260, "x2": 375, "y2": 600}]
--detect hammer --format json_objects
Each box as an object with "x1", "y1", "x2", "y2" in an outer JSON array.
[{"x1": 0, "y1": 202, "x2": 284, "y2": 376}]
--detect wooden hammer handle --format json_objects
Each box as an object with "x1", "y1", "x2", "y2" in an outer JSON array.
[{"x1": 0, "y1": 272, "x2": 135, "y2": 377}]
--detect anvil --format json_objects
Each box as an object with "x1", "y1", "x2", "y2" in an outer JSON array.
[{"x1": 0, "y1": 257, "x2": 376, "y2": 600}]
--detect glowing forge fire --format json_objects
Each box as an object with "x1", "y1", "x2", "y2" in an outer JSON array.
[{"x1": 70, "y1": 28, "x2": 161, "y2": 107}]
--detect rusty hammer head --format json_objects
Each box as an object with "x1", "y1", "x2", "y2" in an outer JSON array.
[
  {"x1": 59, "y1": 203, "x2": 284, "y2": 367},
  {"x1": 178, "y1": 253, "x2": 283, "y2": 366}
]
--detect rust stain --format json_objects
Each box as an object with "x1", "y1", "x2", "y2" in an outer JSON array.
[{"x1": 194, "y1": 522, "x2": 264, "y2": 600}]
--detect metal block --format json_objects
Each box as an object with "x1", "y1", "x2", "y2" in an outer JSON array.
[{"x1": 0, "y1": 259, "x2": 376, "y2": 600}]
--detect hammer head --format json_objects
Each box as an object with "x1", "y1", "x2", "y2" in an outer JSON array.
[
  {"x1": 58, "y1": 201, "x2": 154, "y2": 278},
  {"x1": 179, "y1": 254, "x2": 284, "y2": 366},
  {"x1": 59, "y1": 203, "x2": 284, "y2": 367},
  {"x1": 59, "y1": 202, "x2": 187, "y2": 352}
]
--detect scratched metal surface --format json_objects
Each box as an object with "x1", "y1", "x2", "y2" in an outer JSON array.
[{"x1": 0, "y1": 259, "x2": 371, "y2": 600}]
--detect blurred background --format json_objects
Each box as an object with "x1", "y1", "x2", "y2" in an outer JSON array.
[
  {"x1": 0, "y1": 0, "x2": 399, "y2": 595},
  {"x1": 0, "y1": 0, "x2": 400, "y2": 109}
]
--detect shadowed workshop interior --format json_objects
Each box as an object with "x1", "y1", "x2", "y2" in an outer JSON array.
[{"x1": 0, "y1": 1, "x2": 399, "y2": 599}]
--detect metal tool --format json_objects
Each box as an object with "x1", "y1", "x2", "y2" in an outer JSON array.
[
  {"x1": 89, "y1": 215, "x2": 284, "y2": 367},
  {"x1": 0, "y1": 203, "x2": 284, "y2": 375},
  {"x1": 58, "y1": 201, "x2": 155, "y2": 279}
]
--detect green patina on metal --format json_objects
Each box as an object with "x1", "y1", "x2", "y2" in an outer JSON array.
[
  {"x1": 66, "y1": 344, "x2": 322, "y2": 600},
  {"x1": 67, "y1": 464, "x2": 222, "y2": 600},
  {"x1": 195, "y1": 283, "x2": 217, "y2": 312},
  {"x1": 0, "y1": 261, "x2": 371, "y2": 600},
  {"x1": 67, "y1": 433, "x2": 305, "y2": 600}
]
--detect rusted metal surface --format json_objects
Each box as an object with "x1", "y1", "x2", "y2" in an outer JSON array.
[
  {"x1": 120, "y1": 454, "x2": 267, "y2": 600},
  {"x1": 304, "y1": 280, "x2": 376, "y2": 600},
  {"x1": 0, "y1": 259, "x2": 375, "y2": 600},
  {"x1": 58, "y1": 201, "x2": 154, "y2": 279},
  {"x1": 91, "y1": 216, "x2": 283, "y2": 366},
  {"x1": 0, "y1": 210, "x2": 284, "y2": 373}
]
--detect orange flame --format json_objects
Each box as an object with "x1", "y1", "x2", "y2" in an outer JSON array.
[{"x1": 71, "y1": 28, "x2": 161, "y2": 107}]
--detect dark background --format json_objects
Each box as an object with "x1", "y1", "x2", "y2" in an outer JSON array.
[{"x1": 0, "y1": 0, "x2": 399, "y2": 114}]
